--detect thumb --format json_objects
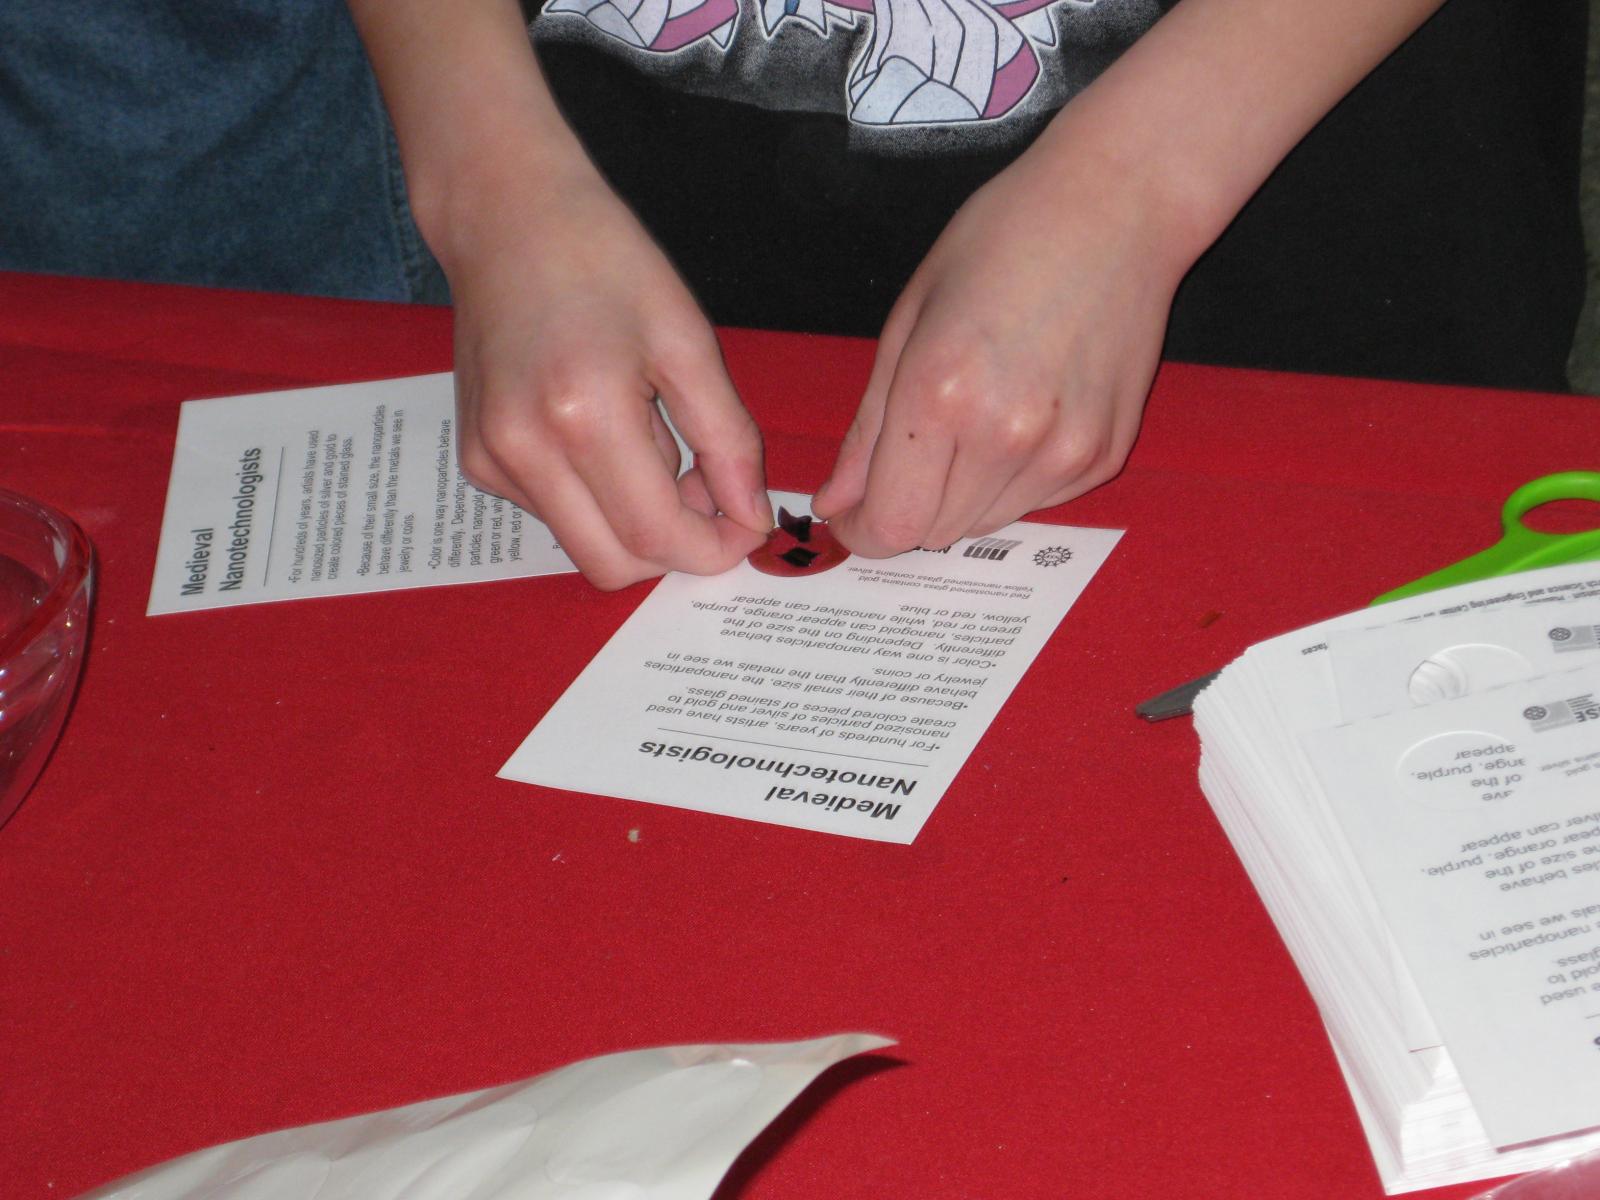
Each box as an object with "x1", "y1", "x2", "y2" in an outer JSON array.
[{"x1": 654, "y1": 340, "x2": 772, "y2": 534}]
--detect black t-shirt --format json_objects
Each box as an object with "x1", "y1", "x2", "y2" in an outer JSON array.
[{"x1": 533, "y1": 0, "x2": 1587, "y2": 391}]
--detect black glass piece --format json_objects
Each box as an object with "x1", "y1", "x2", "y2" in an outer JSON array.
[{"x1": 776, "y1": 506, "x2": 813, "y2": 543}]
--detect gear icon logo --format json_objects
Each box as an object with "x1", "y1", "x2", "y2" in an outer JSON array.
[
  {"x1": 1549, "y1": 627, "x2": 1573, "y2": 642},
  {"x1": 1033, "y1": 546, "x2": 1073, "y2": 567},
  {"x1": 1523, "y1": 705, "x2": 1549, "y2": 722}
]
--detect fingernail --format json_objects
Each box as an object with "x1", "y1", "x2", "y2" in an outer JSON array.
[{"x1": 751, "y1": 488, "x2": 774, "y2": 528}]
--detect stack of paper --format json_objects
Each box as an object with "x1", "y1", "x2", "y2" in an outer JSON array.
[{"x1": 1194, "y1": 561, "x2": 1600, "y2": 1193}]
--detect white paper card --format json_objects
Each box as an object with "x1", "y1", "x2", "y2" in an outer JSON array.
[
  {"x1": 501, "y1": 494, "x2": 1121, "y2": 842},
  {"x1": 77, "y1": 1033, "x2": 892, "y2": 1200},
  {"x1": 1331, "y1": 597, "x2": 1600, "y2": 721},
  {"x1": 1303, "y1": 666, "x2": 1600, "y2": 1148},
  {"x1": 148, "y1": 373, "x2": 574, "y2": 614}
]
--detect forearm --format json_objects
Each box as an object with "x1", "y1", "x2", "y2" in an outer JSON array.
[
  {"x1": 346, "y1": 0, "x2": 587, "y2": 271},
  {"x1": 1031, "y1": 0, "x2": 1449, "y2": 271}
]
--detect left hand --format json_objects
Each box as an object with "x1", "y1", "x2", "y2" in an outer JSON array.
[{"x1": 811, "y1": 139, "x2": 1195, "y2": 556}]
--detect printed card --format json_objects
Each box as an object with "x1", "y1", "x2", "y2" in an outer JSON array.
[
  {"x1": 1329, "y1": 595, "x2": 1600, "y2": 721},
  {"x1": 500, "y1": 494, "x2": 1121, "y2": 843},
  {"x1": 1303, "y1": 665, "x2": 1600, "y2": 1148},
  {"x1": 148, "y1": 374, "x2": 573, "y2": 614}
]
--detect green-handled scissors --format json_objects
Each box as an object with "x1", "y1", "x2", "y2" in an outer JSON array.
[{"x1": 1135, "y1": 469, "x2": 1600, "y2": 721}]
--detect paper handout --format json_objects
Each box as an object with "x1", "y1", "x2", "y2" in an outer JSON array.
[
  {"x1": 1305, "y1": 664, "x2": 1600, "y2": 1149},
  {"x1": 1193, "y1": 560, "x2": 1600, "y2": 1193},
  {"x1": 148, "y1": 373, "x2": 575, "y2": 614},
  {"x1": 501, "y1": 494, "x2": 1121, "y2": 842},
  {"x1": 77, "y1": 1033, "x2": 892, "y2": 1200},
  {"x1": 1330, "y1": 595, "x2": 1600, "y2": 721}
]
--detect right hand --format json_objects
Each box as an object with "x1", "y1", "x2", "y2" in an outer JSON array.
[{"x1": 442, "y1": 162, "x2": 772, "y2": 590}]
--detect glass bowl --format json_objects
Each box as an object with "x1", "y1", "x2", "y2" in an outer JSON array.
[{"x1": 0, "y1": 489, "x2": 93, "y2": 829}]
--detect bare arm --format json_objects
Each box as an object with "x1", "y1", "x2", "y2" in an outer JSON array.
[
  {"x1": 347, "y1": 0, "x2": 772, "y2": 590},
  {"x1": 1041, "y1": 0, "x2": 1449, "y2": 258},
  {"x1": 814, "y1": 0, "x2": 1449, "y2": 555},
  {"x1": 346, "y1": 0, "x2": 577, "y2": 259}
]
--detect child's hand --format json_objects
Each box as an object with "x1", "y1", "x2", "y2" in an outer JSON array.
[
  {"x1": 445, "y1": 168, "x2": 772, "y2": 590},
  {"x1": 349, "y1": 0, "x2": 771, "y2": 590},
  {"x1": 811, "y1": 142, "x2": 1192, "y2": 556},
  {"x1": 810, "y1": 0, "x2": 1450, "y2": 557}
]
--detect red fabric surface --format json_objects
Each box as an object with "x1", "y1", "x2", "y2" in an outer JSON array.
[{"x1": 3, "y1": 272, "x2": 1595, "y2": 1199}]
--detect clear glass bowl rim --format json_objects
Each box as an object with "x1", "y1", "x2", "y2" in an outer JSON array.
[{"x1": 0, "y1": 487, "x2": 93, "y2": 664}]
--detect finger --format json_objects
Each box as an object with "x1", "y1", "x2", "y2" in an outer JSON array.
[
  {"x1": 653, "y1": 334, "x2": 771, "y2": 534},
  {"x1": 474, "y1": 369, "x2": 757, "y2": 585},
  {"x1": 825, "y1": 369, "x2": 960, "y2": 558},
  {"x1": 812, "y1": 306, "x2": 913, "y2": 519},
  {"x1": 455, "y1": 373, "x2": 547, "y2": 520},
  {"x1": 489, "y1": 421, "x2": 757, "y2": 589},
  {"x1": 559, "y1": 381, "x2": 766, "y2": 575},
  {"x1": 499, "y1": 455, "x2": 668, "y2": 591},
  {"x1": 917, "y1": 396, "x2": 1055, "y2": 548},
  {"x1": 469, "y1": 388, "x2": 656, "y2": 587},
  {"x1": 648, "y1": 400, "x2": 685, "y2": 478},
  {"x1": 811, "y1": 371, "x2": 888, "y2": 519},
  {"x1": 916, "y1": 443, "x2": 1026, "y2": 550},
  {"x1": 676, "y1": 464, "x2": 717, "y2": 518},
  {"x1": 967, "y1": 402, "x2": 1130, "y2": 536},
  {"x1": 652, "y1": 405, "x2": 722, "y2": 518}
]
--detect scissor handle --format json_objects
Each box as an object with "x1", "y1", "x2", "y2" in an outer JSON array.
[
  {"x1": 1138, "y1": 471, "x2": 1600, "y2": 722},
  {"x1": 1501, "y1": 470, "x2": 1600, "y2": 543},
  {"x1": 1372, "y1": 469, "x2": 1600, "y2": 605}
]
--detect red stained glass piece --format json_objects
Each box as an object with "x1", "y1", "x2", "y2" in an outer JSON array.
[{"x1": 748, "y1": 516, "x2": 850, "y2": 577}]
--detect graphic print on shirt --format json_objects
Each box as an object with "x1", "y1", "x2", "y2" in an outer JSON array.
[{"x1": 538, "y1": 0, "x2": 1157, "y2": 130}]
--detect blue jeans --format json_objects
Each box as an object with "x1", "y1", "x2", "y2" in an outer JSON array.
[{"x1": 0, "y1": 1, "x2": 447, "y2": 303}]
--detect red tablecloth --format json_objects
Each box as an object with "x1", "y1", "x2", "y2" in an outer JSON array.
[{"x1": 3, "y1": 272, "x2": 1596, "y2": 1199}]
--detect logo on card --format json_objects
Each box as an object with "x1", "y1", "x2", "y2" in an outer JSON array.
[
  {"x1": 1032, "y1": 546, "x2": 1074, "y2": 568},
  {"x1": 1547, "y1": 624, "x2": 1600, "y2": 653},
  {"x1": 1523, "y1": 693, "x2": 1600, "y2": 732},
  {"x1": 963, "y1": 537, "x2": 1020, "y2": 562}
]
